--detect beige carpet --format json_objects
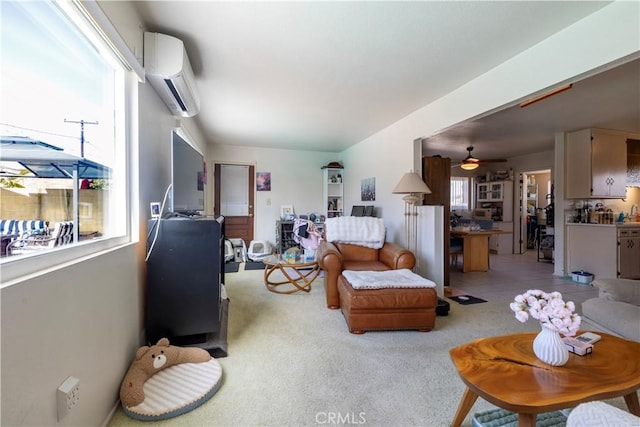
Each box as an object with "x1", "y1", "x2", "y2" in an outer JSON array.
[{"x1": 108, "y1": 269, "x2": 629, "y2": 427}]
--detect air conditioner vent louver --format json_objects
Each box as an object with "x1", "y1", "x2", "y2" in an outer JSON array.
[
  {"x1": 164, "y1": 79, "x2": 188, "y2": 112},
  {"x1": 144, "y1": 32, "x2": 200, "y2": 117}
]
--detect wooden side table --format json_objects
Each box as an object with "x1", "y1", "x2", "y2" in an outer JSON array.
[{"x1": 449, "y1": 332, "x2": 640, "y2": 427}]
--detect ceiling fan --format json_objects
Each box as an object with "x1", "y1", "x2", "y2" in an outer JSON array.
[{"x1": 454, "y1": 146, "x2": 507, "y2": 170}]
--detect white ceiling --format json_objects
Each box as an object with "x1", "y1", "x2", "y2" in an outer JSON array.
[{"x1": 133, "y1": 1, "x2": 638, "y2": 158}]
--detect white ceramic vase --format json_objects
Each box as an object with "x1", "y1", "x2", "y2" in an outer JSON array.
[{"x1": 532, "y1": 325, "x2": 569, "y2": 366}]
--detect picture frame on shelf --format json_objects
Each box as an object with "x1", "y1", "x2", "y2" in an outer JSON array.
[
  {"x1": 280, "y1": 204, "x2": 294, "y2": 219},
  {"x1": 150, "y1": 202, "x2": 161, "y2": 218}
]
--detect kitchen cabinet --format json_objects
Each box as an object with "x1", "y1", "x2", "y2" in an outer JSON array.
[
  {"x1": 489, "y1": 221, "x2": 513, "y2": 254},
  {"x1": 477, "y1": 182, "x2": 507, "y2": 201},
  {"x1": 566, "y1": 128, "x2": 628, "y2": 198},
  {"x1": 322, "y1": 167, "x2": 343, "y2": 218},
  {"x1": 618, "y1": 227, "x2": 640, "y2": 279},
  {"x1": 476, "y1": 181, "x2": 513, "y2": 222}
]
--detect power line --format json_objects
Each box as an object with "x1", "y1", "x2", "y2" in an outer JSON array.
[{"x1": 0, "y1": 122, "x2": 78, "y2": 140}]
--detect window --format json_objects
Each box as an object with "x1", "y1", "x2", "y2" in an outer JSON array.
[
  {"x1": 450, "y1": 176, "x2": 471, "y2": 211},
  {"x1": 0, "y1": 1, "x2": 136, "y2": 278}
]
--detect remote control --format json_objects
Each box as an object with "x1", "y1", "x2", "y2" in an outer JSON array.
[
  {"x1": 575, "y1": 332, "x2": 601, "y2": 344},
  {"x1": 563, "y1": 337, "x2": 593, "y2": 356}
]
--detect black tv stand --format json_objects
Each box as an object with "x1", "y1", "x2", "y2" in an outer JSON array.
[
  {"x1": 169, "y1": 298, "x2": 229, "y2": 357},
  {"x1": 145, "y1": 216, "x2": 228, "y2": 357}
]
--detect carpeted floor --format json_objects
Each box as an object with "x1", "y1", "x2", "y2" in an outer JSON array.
[{"x1": 108, "y1": 269, "x2": 629, "y2": 427}]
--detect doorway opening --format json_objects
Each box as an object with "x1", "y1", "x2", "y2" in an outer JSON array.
[
  {"x1": 518, "y1": 169, "x2": 552, "y2": 262},
  {"x1": 214, "y1": 163, "x2": 255, "y2": 247}
]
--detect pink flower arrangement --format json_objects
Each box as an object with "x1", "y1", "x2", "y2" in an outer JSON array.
[{"x1": 509, "y1": 289, "x2": 581, "y2": 336}]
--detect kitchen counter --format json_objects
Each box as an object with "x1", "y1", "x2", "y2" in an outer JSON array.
[{"x1": 566, "y1": 222, "x2": 640, "y2": 228}]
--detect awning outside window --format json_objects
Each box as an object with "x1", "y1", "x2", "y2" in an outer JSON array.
[{"x1": 0, "y1": 136, "x2": 111, "y2": 179}]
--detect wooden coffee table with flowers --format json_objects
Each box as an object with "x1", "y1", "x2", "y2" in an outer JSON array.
[
  {"x1": 449, "y1": 289, "x2": 640, "y2": 427},
  {"x1": 450, "y1": 332, "x2": 640, "y2": 427}
]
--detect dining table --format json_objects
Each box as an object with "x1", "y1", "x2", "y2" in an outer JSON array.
[{"x1": 450, "y1": 228, "x2": 512, "y2": 272}]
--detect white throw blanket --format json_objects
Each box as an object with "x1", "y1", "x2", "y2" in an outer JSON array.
[
  {"x1": 325, "y1": 217, "x2": 385, "y2": 249},
  {"x1": 342, "y1": 269, "x2": 436, "y2": 290}
]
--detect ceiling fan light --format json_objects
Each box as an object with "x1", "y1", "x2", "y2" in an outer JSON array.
[{"x1": 461, "y1": 162, "x2": 479, "y2": 171}]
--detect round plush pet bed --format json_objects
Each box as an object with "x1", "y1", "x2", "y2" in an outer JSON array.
[{"x1": 122, "y1": 358, "x2": 222, "y2": 421}]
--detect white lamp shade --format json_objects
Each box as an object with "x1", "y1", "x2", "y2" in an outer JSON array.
[{"x1": 392, "y1": 172, "x2": 432, "y2": 194}]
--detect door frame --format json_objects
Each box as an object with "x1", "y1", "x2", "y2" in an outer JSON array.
[
  {"x1": 213, "y1": 162, "x2": 255, "y2": 246},
  {"x1": 517, "y1": 169, "x2": 551, "y2": 254}
]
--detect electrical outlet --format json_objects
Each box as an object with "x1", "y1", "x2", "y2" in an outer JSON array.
[{"x1": 57, "y1": 376, "x2": 80, "y2": 421}]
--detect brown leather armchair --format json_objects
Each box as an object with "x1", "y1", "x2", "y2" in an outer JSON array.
[{"x1": 317, "y1": 240, "x2": 416, "y2": 309}]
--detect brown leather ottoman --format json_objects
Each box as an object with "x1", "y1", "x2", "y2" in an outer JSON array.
[{"x1": 337, "y1": 274, "x2": 437, "y2": 334}]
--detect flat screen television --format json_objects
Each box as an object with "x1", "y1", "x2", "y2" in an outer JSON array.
[{"x1": 171, "y1": 130, "x2": 205, "y2": 215}]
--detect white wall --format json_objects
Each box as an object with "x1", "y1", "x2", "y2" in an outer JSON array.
[
  {"x1": 209, "y1": 144, "x2": 337, "y2": 246},
  {"x1": 341, "y1": 125, "x2": 417, "y2": 245},
  {"x1": 342, "y1": 2, "x2": 639, "y2": 282},
  {"x1": 1, "y1": 246, "x2": 139, "y2": 426},
  {"x1": 0, "y1": 2, "x2": 202, "y2": 425}
]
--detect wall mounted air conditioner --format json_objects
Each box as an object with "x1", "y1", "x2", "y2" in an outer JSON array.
[{"x1": 144, "y1": 32, "x2": 200, "y2": 117}]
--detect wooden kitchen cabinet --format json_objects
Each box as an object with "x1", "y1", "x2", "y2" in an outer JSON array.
[
  {"x1": 618, "y1": 227, "x2": 640, "y2": 279},
  {"x1": 566, "y1": 128, "x2": 628, "y2": 198}
]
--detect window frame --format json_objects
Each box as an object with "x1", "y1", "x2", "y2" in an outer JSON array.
[
  {"x1": 450, "y1": 176, "x2": 474, "y2": 212},
  {"x1": 0, "y1": 0, "x2": 141, "y2": 285}
]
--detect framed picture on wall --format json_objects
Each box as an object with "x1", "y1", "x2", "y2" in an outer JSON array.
[
  {"x1": 361, "y1": 177, "x2": 376, "y2": 201},
  {"x1": 256, "y1": 172, "x2": 271, "y2": 191}
]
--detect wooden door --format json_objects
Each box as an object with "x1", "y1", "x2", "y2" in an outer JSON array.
[
  {"x1": 422, "y1": 156, "x2": 451, "y2": 287},
  {"x1": 214, "y1": 164, "x2": 254, "y2": 247}
]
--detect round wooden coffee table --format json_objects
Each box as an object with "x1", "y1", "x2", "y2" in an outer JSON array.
[
  {"x1": 262, "y1": 254, "x2": 320, "y2": 294},
  {"x1": 449, "y1": 332, "x2": 640, "y2": 427}
]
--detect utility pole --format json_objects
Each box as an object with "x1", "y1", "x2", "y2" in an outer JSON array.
[{"x1": 64, "y1": 119, "x2": 98, "y2": 158}]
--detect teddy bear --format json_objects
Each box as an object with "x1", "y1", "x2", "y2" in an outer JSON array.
[{"x1": 119, "y1": 338, "x2": 211, "y2": 407}]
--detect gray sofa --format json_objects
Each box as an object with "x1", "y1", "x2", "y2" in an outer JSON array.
[{"x1": 581, "y1": 278, "x2": 640, "y2": 342}]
